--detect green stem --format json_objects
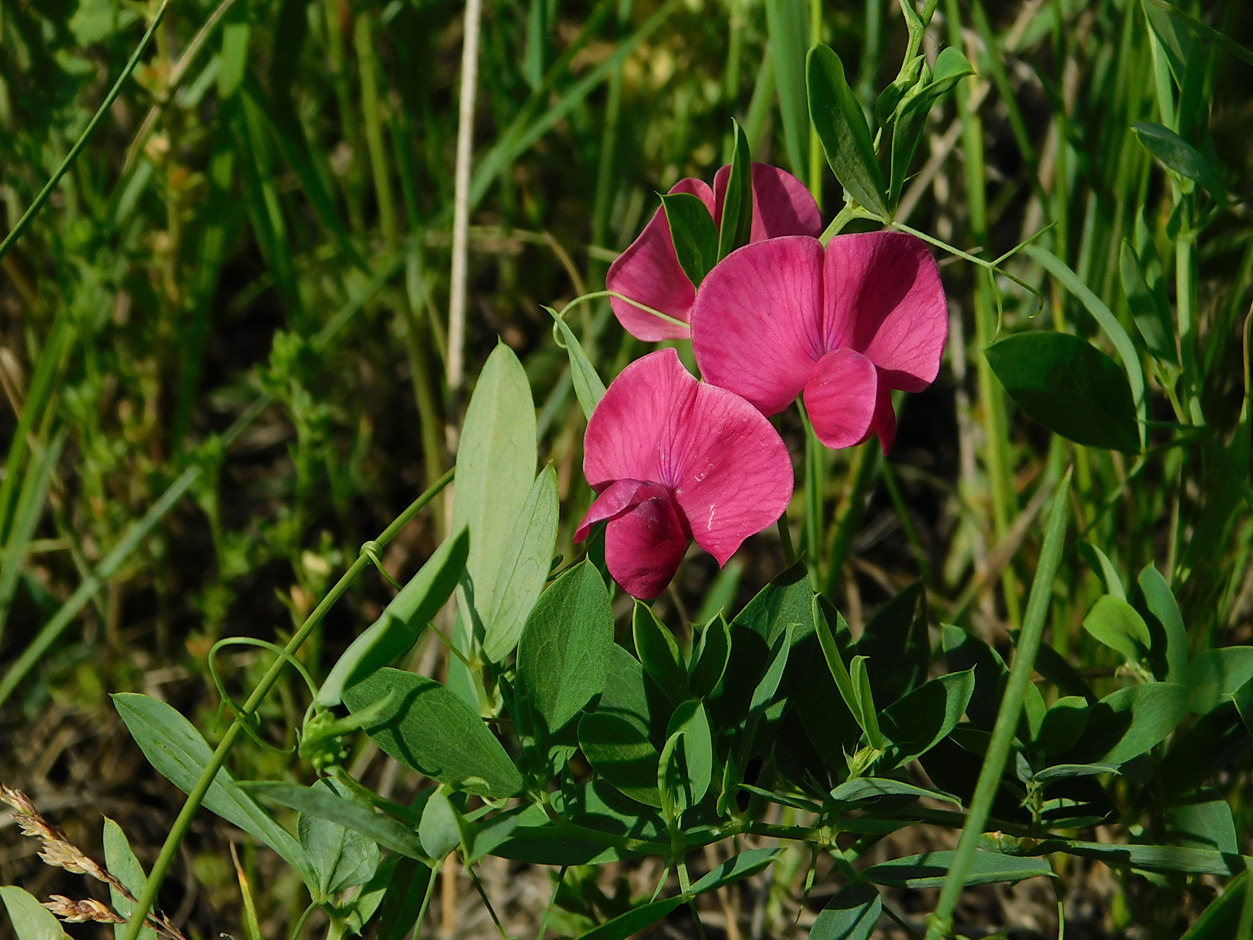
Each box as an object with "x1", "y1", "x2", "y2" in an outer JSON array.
[
  {"x1": 924, "y1": 469, "x2": 1071, "y2": 940},
  {"x1": 119, "y1": 468, "x2": 455, "y2": 940}
]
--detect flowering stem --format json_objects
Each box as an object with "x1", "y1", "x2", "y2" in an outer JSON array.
[{"x1": 118, "y1": 469, "x2": 455, "y2": 940}]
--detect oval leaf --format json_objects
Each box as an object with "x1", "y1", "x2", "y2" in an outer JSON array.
[
  {"x1": 517, "y1": 562, "x2": 615, "y2": 735},
  {"x1": 807, "y1": 44, "x2": 887, "y2": 217},
  {"x1": 863, "y1": 850, "x2": 1054, "y2": 888},
  {"x1": 985, "y1": 332, "x2": 1140, "y2": 452},
  {"x1": 343, "y1": 668, "x2": 523, "y2": 798}
]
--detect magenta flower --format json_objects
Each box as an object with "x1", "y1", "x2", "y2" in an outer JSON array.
[
  {"x1": 691, "y1": 232, "x2": 948, "y2": 454},
  {"x1": 606, "y1": 163, "x2": 822, "y2": 342},
  {"x1": 574, "y1": 349, "x2": 794, "y2": 599}
]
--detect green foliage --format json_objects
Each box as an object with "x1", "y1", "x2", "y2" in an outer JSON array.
[
  {"x1": 807, "y1": 44, "x2": 887, "y2": 217},
  {"x1": 986, "y1": 332, "x2": 1141, "y2": 452},
  {"x1": 342, "y1": 669, "x2": 523, "y2": 798},
  {"x1": 4, "y1": 0, "x2": 1252, "y2": 938}
]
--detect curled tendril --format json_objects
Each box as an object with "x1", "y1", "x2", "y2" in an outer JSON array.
[
  {"x1": 359, "y1": 540, "x2": 402, "y2": 591},
  {"x1": 207, "y1": 637, "x2": 320, "y2": 754}
]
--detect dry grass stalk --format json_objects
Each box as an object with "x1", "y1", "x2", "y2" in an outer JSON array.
[
  {"x1": 43, "y1": 895, "x2": 127, "y2": 924},
  {"x1": 1, "y1": 783, "x2": 189, "y2": 940}
]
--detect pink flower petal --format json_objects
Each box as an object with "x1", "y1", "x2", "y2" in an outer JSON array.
[
  {"x1": 606, "y1": 178, "x2": 714, "y2": 341},
  {"x1": 583, "y1": 350, "x2": 693, "y2": 489},
  {"x1": 869, "y1": 384, "x2": 898, "y2": 455},
  {"x1": 802, "y1": 348, "x2": 880, "y2": 450},
  {"x1": 574, "y1": 478, "x2": 666, "y2": 543},
  {"x1": 691, "y1": 236, "x2": 826, "y2": 415},
  {"x1": 821, "y1": 231, "x2": 948, "y2": 392},
  {"x1": 603, "y1": 489, "x2": 690, "y2": 599},
  {"x1": 665, "y1": 383, "x2": 794, "y2": 565},
  {"x1": 712, "y1": 163, "x2": 823, "y2": 241}
]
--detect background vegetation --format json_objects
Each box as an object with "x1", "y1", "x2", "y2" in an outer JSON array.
[{"x1": 0, "y1": 0, "x2": 1250, "y2": 936}]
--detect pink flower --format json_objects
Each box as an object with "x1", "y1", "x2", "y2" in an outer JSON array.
[
  {"x1": 606, "y1": 163, "x2": 822, "y2": 342},
  {"x1": 574, "y1": 349, "x2": 794, "y2": 599},
  {"x1": 691, "y1": 232, "x2": 948, "y2": 454}
]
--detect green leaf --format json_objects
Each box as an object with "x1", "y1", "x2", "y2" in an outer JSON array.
[
  {"x1": 1078, "y1": 541, "x2": 1126, "y2": 600},
  {"x1": 517, "y1": 562, "x2": 615, "y2": 735},
  {"x1": 809, "y1": 882, "x2": 881, "y2": 940},
  {"x1": 1184, "y1": 647, "x2": 1253, "y2": 714},
  {"x1": 217, "y1": 20, "x2": 251, "y2": 100},
  {"x1": 1136, "y1": 565, "x2": 1188, "y2": 681},
  {"x1": 863, "y1": 850, "x2": 1054, "y2": 888},
  {"x1": 850, "y1": 655, "x2": 884, "y2": 750},
  {"x1": 1132, "y1": 122, "x2": 1227, "y2": 198},
  {"x1": 1076, "y1": 682, "x2": 1191, "y2": 765},
  {"x1": 666, "y1": 700, "x2": 714, "y2": 807},
  {"x1": 452, "y1": 342, "x2": 538, "y2": 645},
  {"x1": 658, "y1": 730, "x2": 688, "y2": 819},
  {"x1": 742, "y1": 622, "x2": 795, "y2": 757},
  {"x1": 857, "y1": 582, "x2": 929, "y2": 704},
  {"x1": 318, "y1": 528, "x2": 469, "y2": 707},
  {"x1": 418, "y1": 790, "x2": 462, "y2": 860},
  {"x1": 985, "y1": 332, "x2": 1140, "y2": 452},
  {"x1": 577, "y1": 898, "x2": 683, "y2": 940},
  {"x1": 829, "y1": 777, "x2": 961, "y2": 807},
  {"x1": 1055, "y1": 840, "x2": 1246, "y2": 877},
  {"x1": 942, "y1": 624, "x2": 1008, "y2": 731},
  {"x1": 482, "y1": 467, "x2": 559, "y2": 662},
  {"x1": 112, "y1": 693, "x2": 311, "y2": 880},
  {"x1": 102, "y1": 818, "x2": 156, "y2": 940},
  {"x1": 717, "y1": 122, "x2": 754, "y2": 260},
  {"x1": 545, "y1": 306, "x2": 606, "y2": 420},
  {"x1": 816, "y1": 601, "x2": 864, "y2": 735},
  {"x1": 242, "y1": 781, "x2": 429, "y2": 862},
  {"x1": 881, "y1": 670, "x2": 976, "y2": 767},
  {"x1": 299, "y1": 779, "x2": 379, "y2": 897},
  {"x1": 1033, "y1": 696, "x2": 1090, "y2": 757},
  {"x1": 632, "y1": 602, "x2": 689, "y2": 706},
  {"x1": 661, "y1": 192, "x2": 719, "y2": 288},
  {"x1": 807, "y1": 44, "x2": 887, "y2": 217},
  {"x1": 1169, "y1": 792, "x2": 1240, "y2": 855},
  {"x1": 1119, "y1": 240, "x2": 1177, "y2": 366},
  {"x1": 1022, "y1": 245, "x2": 1147, "y2": 446},
  {"x1": 1030, "y1": 762, "x2": 1119, "y2": 781},
  {"x1": 886, "y1": 47, "x2": 974, "y2": 205},
  {"x1": 689, "y1": 613, "x2": 731, "y2": 699},
  {"x1": 1083, "y1": 595, "x2": 1151, "y2": 663},
  {"x1": 375, "y1": 856, "x2": 434, "y2": 940},
  {"x1": 578, "y1": 647, "x2": 666, "y2": 807},
  {"x1": 343, "y1": 669, "x2": 523, "y2": 798},
  {"x1": 0, "y1": 886, "x2": 72, "y2": 940},
  {"x1": 763, "y1": 0, "x2": 810, "y2": 176},
  {"x1": 687, "y1": 847, "x2": 780, "y2": 895}
]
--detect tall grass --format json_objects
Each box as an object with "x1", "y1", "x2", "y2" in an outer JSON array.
[{"x1": 1, "y1": 0, "x2": 1250, "y2": 935}]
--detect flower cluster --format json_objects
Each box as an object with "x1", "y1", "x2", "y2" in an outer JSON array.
[{"x1": 580, "y1": 164, "x2": 948, "y2": 598}]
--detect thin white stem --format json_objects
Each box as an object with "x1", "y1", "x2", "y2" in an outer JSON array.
[{"x1": 447, "y1": 0, "x2": 485, "y2": 394}]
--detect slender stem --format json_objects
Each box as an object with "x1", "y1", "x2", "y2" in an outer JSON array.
[
  {"x1": 119, "y1": 469, "x2": 455, "y2": 940},
  {"x1": 924, "y1": 469, "x2": 1071, "y2": 940},
  {"x1": 447, "y1": 0, "x2": 486, "y2": 393}
]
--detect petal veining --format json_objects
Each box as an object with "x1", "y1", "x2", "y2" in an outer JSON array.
[
  {"x1": 803, "y1": 348, "x2": 880, "y2": 450},
  {"x1": 712, "y1": 163, "x2": 823, "y2": 241},
  {"x1": 821, "y1": 231, "x2": 948, "y2": 391},
  {"x1": 691, "y1": 236, "x2": 826, "y2": 415},
  {"x1": 583, "y1": 350, "x2": 697, "y2": 490},
  {"x1": 666, "y1": 382, "x2": 794, "y2": 565}
]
